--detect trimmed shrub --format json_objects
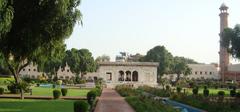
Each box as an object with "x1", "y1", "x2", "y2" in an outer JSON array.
[
  {"x1": 236, "y1": 92, "x2": 240, "y2": 98},
  {"x1": 230, "y1": 89, "x2": 236, "y2": 97},
  {"x1": 92, "y1": 88, "x2": 101, "y2": 96},
  {"x1": 203, "y1": 89, "x2": 209, "y2": 97},
  {"x1": 61, "y1": 88, "x2": 68, "y2": 96},
  {"x1": 74, "y1": 100, "x2": 89, "y2": 112},
  {"x1": 176, "y1": 87, "x2": 182, "y2": 93},
  {"x1": 87, "y1": 90, "x2": 97, "y2": 106},
  {"x1": 53, "y1": 90, "x2": 61, "y2": 99},
  {"x1": 96, "y1": 85, "x2": 101, "y2": 90},
  {"x1": 0, "y1": 87, "x2": 4, "y2": 95},
  {"x1": 166, "y1": 85, "x2": 171, "y2": 91},
  {"x1": 52, "y1": 84, "x2": 56, "y2": 88},
  {"x1": 218, "y1": 91, "x2": 225, "y2": 97},
  {"x1": 192, "y1": 88, "x2": 198, "y2": 95}
]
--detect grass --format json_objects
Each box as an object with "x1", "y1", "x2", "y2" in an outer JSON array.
[
  {"x1": 185, "y1": 88, "x2": 234, "y2": 96},
  {"x1": 0, "y1": 99, "x2": 77, "y2": 112},
  {"x1": 28, "y1": 87, "x2": 90, "y2": 97}
]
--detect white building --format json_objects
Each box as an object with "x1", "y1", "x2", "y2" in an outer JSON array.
[
  {"x1": 85, "y1": 62, "x2": 159, "y2": 88},
  {"x1": 56, "y1": 63, "x2": 75, "y2": 80},
  {"x1": 19, "y1": 62, "x2": 43, "y2": 79},
  {"x1": 162, "y1": 64, "x2": 220, "y2": 80}
]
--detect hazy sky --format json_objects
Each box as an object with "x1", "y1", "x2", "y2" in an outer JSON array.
[{"x1": 65, "y1": 0, "x2": 240, "y2": 64}]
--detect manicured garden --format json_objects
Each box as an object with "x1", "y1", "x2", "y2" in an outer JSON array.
[{"x1": 115, "y1": 85, "x2": 179, "y2": 112}]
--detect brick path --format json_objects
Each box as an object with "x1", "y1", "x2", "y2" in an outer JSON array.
[{"x1": 94, "y1": 88, "x2": 135, "y2": 112}]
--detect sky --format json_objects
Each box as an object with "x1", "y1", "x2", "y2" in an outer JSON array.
[{"x1": 65, "y1": 0, "x2": 240, "y2": 64}]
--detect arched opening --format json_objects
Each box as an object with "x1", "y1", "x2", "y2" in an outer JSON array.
[
  {"x1": 119, "y1": 71, "x2": 124, "y2": 81},
  {"x1": 132, "y1": 71, "x2": 138, "y2": 81},
  {"x1": 125, "y1": 71, "x2": 131, "y2": 81}
]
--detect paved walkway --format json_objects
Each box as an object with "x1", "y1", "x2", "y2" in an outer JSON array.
[{"x1": 94, "y1": 88, "x2": 135, "y2": 112}]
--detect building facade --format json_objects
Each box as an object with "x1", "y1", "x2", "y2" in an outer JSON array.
[
  {"x1": 162, "y1": 64, "x2": 220, "y2": 80},
  {"x1": 56, "y1": 63, "x2": 75, "y2": 80},
  {"x1": 85, "y1": 62, "x2": 158, "y2": 88},
  {"x1": 19, "y1": 62, "x2": 43, "y2": 79}
]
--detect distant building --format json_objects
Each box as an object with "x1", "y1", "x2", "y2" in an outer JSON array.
[
  {"x1": 19, "y1": 62, "x2": 43, "y2": 79},
  {"x1": 115, "y1": 52, "x2": 144, "y2": 62},
  {"x1": 162, "y1": 64, "x2": 220, "y2": 80},
  {"x1": 84, "y1": 62, "x2": 158, "y2": 88},
  {"x1": 56, "y1": 63, "x2": 75, "y2": 80}
]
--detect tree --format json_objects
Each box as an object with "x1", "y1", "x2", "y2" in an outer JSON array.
[
  {"x1": 221, "y1": 25, "x2": 240, "y2": 59},
  {"x1": 63, "y1": 48, "x2": 96, "y2": 77},
  {"x1": 173, "y1": 56, "x2": 198, "y2": 64},
  {"x1": 0, "y1": 0, "x2": 14, "y2": 38},
  {"x1": 171, "y1": 57, "x2": 192, "y2": 84},
  {"x1": 63, "y1": 48, "x2": 82, "y2": 75},
  {"x1": 143, "y1": 46, "x2": 173, "y2": 78},
  {"x1": 0, "y1": 0, "x2": 81, "y2": 99},
  {"x1": 95, "y1": 55, "x2": 110, "y2": 62},
  {"x1": 78, "y1": 49, "x2": 97, "y2": 73},
  {"x1": 37, "y1": 41, "x2": 66, "y2": 79}
]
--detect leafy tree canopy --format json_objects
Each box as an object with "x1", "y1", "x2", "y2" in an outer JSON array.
[
  {"x1": 142, "y1": 46, "x2": 173, "y2": 76},
  {"x1": 221, "y1": 25, "x2": 240, "y2": 59},
  {"x1": 63, "y1": 48, "x2": 96, "y2": 75}
]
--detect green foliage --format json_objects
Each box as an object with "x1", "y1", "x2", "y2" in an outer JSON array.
[
  {"x1": 0, "y1": 0, "x2": 14, "y2": 38},
  {"x1": 7, "y1": 81, "x2": 30, "y2": 94},
  {"x1": 142, "y1": 46, "x2": 173, "y2": 76},
  {"x1": 203, "y1": 89, "x2": 209, "y2": 97},
  {"x1": 56, "y1": 80, "x2": 62, "y2": 85},
  {"x1": 87, "y1": 90, "x2": 97, "y2": 106},
  {"x1": 236, "y1": 92, "x2": 240, "y2": 98},
  {"x1": 138, "y1": 85, "x2": 171, "y2": 97},
  {"x1": 171, "y1": 94, "x2": 240, "y2": 112},
  {"x1": 63, "y1": 48, "x2": 97, "y2": 75},
  {"x1": 0, "y1": 87, "x2": 4, "y2": 94},
  {"x1": 115, "y1": 85, "x2": 138, "y2": 97},
  {"x1": 74, "y1": 100, "x2": 89, "y2": 112},
  {"x1": 61, "y1": 88, "x2": 68, "y2": 96},
  {"x1": 53, "y1": 90, "x2": 61, "y2": 99},
  {"x1": 0, "y1": 0, "x2": 82, "y2": 99},
  {"x1": 192, "y1": 87, "x2": 199, "y2": 95},
  {"x1": 230, "y1": 89, "x2": 236, "y2": 97},
  {"x1": 218, "y1": 91, "x2": 225, "y2": 97},
  {"x1": 92, "y1": 88, "x2": 101, "y2": 96},
  {"x1": 176, "y1": 87, "x2": 182, "y2": 93},
  {"x1": 126, "y1": 96, "x2": 179, "y2": 112},
  {"x1": 221, "y1": 25, "x2": 240, "y2": 59}
]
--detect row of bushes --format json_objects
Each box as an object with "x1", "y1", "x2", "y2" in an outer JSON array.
[
  {"x1": 170, "y1": 93, "x2": 240, "y2": 112},
  {"x1": 116, "y1": 85, "x2": 179, "y2": 112},
  {"x1": 74, "y1": 86, "x2": 101, "y2": 112},
  {"x1": 52, "y1": 88, "x2": 68, "y2": 99}
]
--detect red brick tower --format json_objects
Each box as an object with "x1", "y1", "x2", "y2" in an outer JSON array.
[{"x1": 219, "y1": 3, "x2": 229, "y2": 82}]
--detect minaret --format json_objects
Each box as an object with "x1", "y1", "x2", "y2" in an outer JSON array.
[{"x1": 219, "y1": 3, "x2": 229, "y2": 82}]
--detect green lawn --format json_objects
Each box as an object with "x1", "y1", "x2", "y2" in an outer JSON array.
[
  {"x1": 0, "y1": 86, "x2": 90, "y2": 97},
  {"x1": 0, "y1": 99, "x2": 77, "y2": 112},
  {"x1": 28, "y1": 87, "x2": 90, "y2": 97},
  {"x1": 185, "y1": 88, "x2": 237, "y2": 96}
]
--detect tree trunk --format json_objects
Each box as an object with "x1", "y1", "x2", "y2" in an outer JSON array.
[
  {"x1": 7, "y1": 63, "x2": 24, "y2": 99},
  {"x1": 15, "y1": 73, "x2": 24, "y2": 99}
]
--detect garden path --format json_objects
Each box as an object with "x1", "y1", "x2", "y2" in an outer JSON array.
[{"x1": 94, "y1": 88, "x2": 135, "y2": 112}]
